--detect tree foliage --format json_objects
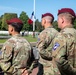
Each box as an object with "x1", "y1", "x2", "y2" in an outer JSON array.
[
  {"x1": 19, "y1": 11, "x2": 33, "y2": 31},
  {"x1": 0, "y1": 11, "x2": 76, "y2": 31},
  {"x1": 35, "y1": 19, "x2": 43, "y2": 32},
  {"x1": 74, "y1": 19, "x2": 76, "y2": 29},
  {"x1": 0, "y1": 15, "x2": 3, "y2": 30},
  {"x1": 2, "y1": 13, "x2": 17, "y2": 30},
  {"x1": 53, "y1": 20, "x2": 60, "y2": 31}
]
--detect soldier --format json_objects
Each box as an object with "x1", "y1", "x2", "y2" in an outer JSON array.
[
  {"x1": 36, "y1": 13, "x2": 58, "y2": 75},
  {"x1": 0, "y1": 18, "x2": 34, "y2": 75},
  {"x1": 40, "y1": 8, "x2": 76, "y2": 75}
]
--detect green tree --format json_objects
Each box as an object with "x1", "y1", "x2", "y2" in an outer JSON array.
[
  {"x1": 2, "y1": 13, "x2": 17, "y2": 30},
  {"x1": 74, "y1": 19, "x2": 76, "y2": 29},
  {"x1": 0, "y1": 15, "x2": 3, "y2": 30},
  {"x1": 53, "y1": 20, "x2": 60, "y2": 31},
  {"x1": 35, "y1": 19, "x2": 43, "y2": 32},
  {"x1": 19, "y1": 11, "x2": 32, "y2": 31}
]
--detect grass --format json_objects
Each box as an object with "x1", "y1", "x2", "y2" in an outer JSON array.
[
  {"x1": 0, "y1": 35, "x2": 37, "y2": 43},
  {"x1": 0, "y1": 39, "x2": 7, "y2": 43},
  {"x1": 24, "y1": 35, "x2": 37, "y2": 42}
]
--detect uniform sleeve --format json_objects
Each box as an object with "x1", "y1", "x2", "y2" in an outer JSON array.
[
  {"x1": 36, "y1": 31, "x2": 52, "y2": 60},
  {"x1": 52, "y1": 34, "x2": 76, "y2": 75},
  {"x1": 36, "y1": 31, "x2": 52, "y2": 51},
  {"x1": 0, "y1": 41, "x2": 13, "y2": 73},
  {"x1": 39, "y1": 42, "x2": 53, "y2": 60}
]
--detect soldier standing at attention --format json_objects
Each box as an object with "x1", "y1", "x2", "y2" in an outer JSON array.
[
  {"x1": 53, "y1": 8, "x2": 76, "y2": 75},
  {"x1": 40, "y1": 8, "x2": 76, "y2": 75},
  {"x1": 0, "y1": 18, "x2": 34, "y2": 75},
  {"x1": 36, "y1": 13, "x2": 58, "y2": 75}
]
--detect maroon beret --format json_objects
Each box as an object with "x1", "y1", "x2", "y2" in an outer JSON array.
[
  {"x1": 58, "y1": 8, "x2": 76, "y2": 17},
  {"x1": 42, "y1": 13, "x2": 54, "y2": 20},
  {"x1": 7, "y1": 18, "x2": 23, "y2": 25}
]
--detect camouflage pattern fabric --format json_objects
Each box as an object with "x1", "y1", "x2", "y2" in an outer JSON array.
[
  {"x1": 52, "y1": 27, "x2": 76, "y2": 75},
  {"x1": 0, "y1": 34, "x2": 33, "y2": 75},
  {"x1": 40, "y1": 27, "x2": 76, "y2": 75},
  {"x1": 36, "y1": 26, "x2": 58, "y2": 75}
]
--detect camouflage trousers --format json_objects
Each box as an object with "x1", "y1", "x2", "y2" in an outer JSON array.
[
  {"x1": 3, "y1": 68, "x2": 23, "y2": 75},
  {"x1": 43, "y1": 66, "x2": 59, "y2": 75},
  {"x1": 38, "y1": 62, "x2": 61, "y2": 75}
]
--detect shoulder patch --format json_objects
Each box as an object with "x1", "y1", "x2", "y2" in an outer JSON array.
[
  {"x1": 53, "y1": 42, "x2": 60, "y2": 50},
  {"x1": 38, "y1": 38, "x2": 40, "y2": 41}
]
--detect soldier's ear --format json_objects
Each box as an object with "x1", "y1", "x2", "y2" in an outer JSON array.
[
  {"x1": 61, "y1": 17, "x2": 64, "y2": 23},
  {"x1": 44, "y1": 19, "x2": 46, "y2": 24},
  {"x1": 11, "y1": 28, "x2": 13, "y2": 32},
  {"x1": 11, "y1": 26, "x2": 14, "y2": 32}
]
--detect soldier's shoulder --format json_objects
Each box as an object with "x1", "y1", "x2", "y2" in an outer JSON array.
[
  {"x1": 17, "y1": 37, "x2": 31, "y2": 47},
  {"x1": 54, "y1": 32, "x2": 66, "y2": 41},
  {"x1": 62, "y1": 28, "x2": 76, "y2": 35},
  {"x1": 4, "y1": 37, "x2": 15, "y2": 45},
  {"x1": 39, "y1": 29, "x2": 48, "y2": 38},
  {"x1": 41, "y1": 28, "x2": 58, "y2": 35},
  {"x1": 40, "y1": 29, "x2": 47, "y2": 34},
  {"x1": 54, "y1": 31, "x2": 75, "y2": 44},
  {"x1": 50, "y1": 28, "x2": 58, "y2": 35},
  {"x1": 51, "y1": 27, "x2": 58, "y2": 32},
  {"x1": 55, "y1": 32, "x2": 64, "y2": 38},
  {"x1": 2, "y1": 38, "x2": 15, "y2": 50}
]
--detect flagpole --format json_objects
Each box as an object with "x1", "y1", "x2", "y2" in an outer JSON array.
[{"x1": 33, "y1": 0, "x2": 35, "y2": 37}]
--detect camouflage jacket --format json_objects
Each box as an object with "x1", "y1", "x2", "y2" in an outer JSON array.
[
  {"x1": 40, "y1": 27, "x2": 76, "y2": 75},
  {"x1": 36, "y1": 26, "x2": 58, "y2": 66},
  {"x1": 53, "y1": 27, "x2": 76, "y2": 75},
  {"x1": 0, "y1": 34, "x2": 33, "y2": 75}
]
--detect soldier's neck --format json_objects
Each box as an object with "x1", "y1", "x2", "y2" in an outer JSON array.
[
  {"x1": 44, "y1": 24, "x2": 52, "y2": 29},
  {"x1": 12, "y1": 32, "x2": 20, "y2": 36}
]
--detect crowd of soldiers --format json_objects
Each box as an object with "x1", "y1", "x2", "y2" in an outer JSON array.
[{"x1": 0, "y1": 7, "x2": 76, "y2": 75}]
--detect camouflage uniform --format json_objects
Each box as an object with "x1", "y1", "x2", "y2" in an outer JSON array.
[
  {"x1": 40, "y1": 26, "x2": 76, "y2": 75},
  {"x1": 0, "y1": 34, "x2": 33, "y2": 75},
  {"x1": 36, "y1": 26, "x2": 58, "y2": 75},
  {"x1": 52, "y1": 27, "x2": 76, "y2": 75}
]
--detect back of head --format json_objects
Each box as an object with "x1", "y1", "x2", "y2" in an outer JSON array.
[
  {"x1": 58, "y1": 8, "x2": 76, "y2": 24},
  {"x1": 42, "y1": 13, "x2": 54, "y2": 23},
  {"x1": 7, "y1": 18, "x2": 23, "y2": 32}
]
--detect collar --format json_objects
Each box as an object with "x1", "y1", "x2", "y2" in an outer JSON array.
[
  {"x1": 61, "y1": 25, "x2": 73, "y2": 32},
  {"x1": 46, "y1": 26, "x2": 53, "y2": 29},
  {"x1": 62, "y1": 25, "x2": 73, "y2": 30},
  {"x1": 12, "y1": 34, "x2": 21, "y2": 37}
]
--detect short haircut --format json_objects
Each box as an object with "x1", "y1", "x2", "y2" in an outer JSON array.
[
  {"x1": 43, "y1": 16, "x2": 54, "y2": 23},
  {"x1": 11, "y1": 23, "x2": 23, "y2": 32},
  {"x1": 59, "y1": 12, "x2": 75, "y2": 24}
]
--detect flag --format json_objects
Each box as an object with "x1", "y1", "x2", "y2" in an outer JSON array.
[
  {"x1": 31, "y1": 11, "x2": 34, "y2": 19},
  {"x1": 31, "y1": 11, "x2": 36, "y2": 19},
  {"x1": 28, "y1": 11, "x2": 36, "y2": 25},
  {"x1": 28, "y1": 19, "x2": 33, "y2": 25}
]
